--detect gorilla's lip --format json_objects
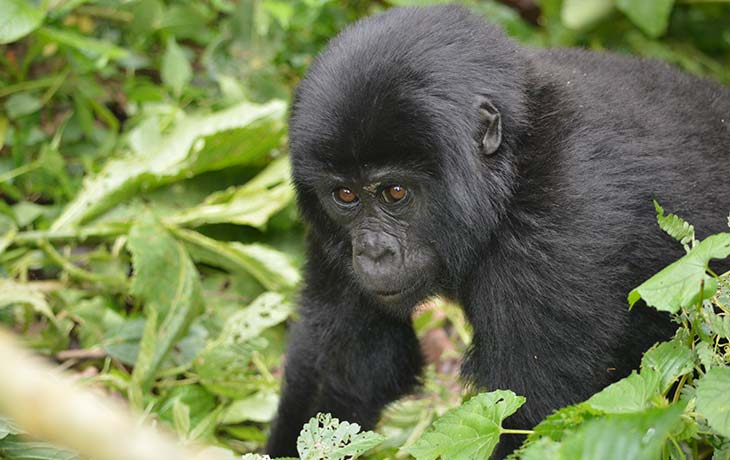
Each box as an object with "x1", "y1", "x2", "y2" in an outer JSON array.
[{"x1": 372, "y1": 282, "x2": 420, "y2": 302}]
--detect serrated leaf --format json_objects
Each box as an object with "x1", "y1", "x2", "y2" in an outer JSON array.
[
  {"x1": 586, "y1": 371, "x2": 661, "y2": 414},
  {"x1": 174, "y1": 228, "x2": 300, "y2": 291},
  {"x1": 0, "y1": 0, "x2": 45, "y2": 44},
  {"x1": 529, "y1": 403, "x2": 600, "y2": 443},
  {"x1": 628, "y1": 233, "x2": 730, "y2": 313},
  {"x1": 404, "y1": 390, "x2": 525, "y2": 460},
  {"x1": 161, "y1": 38, "x2": 192, "y2": 97},
  {"x1": 51, "y1": 100, "x2": 286, "y2": 230},
  {"x1": 128, "y1": 214, "x2": 204, "y2": 390},
  {"x1": 640, "y1": 339, "x2": 694, "y2": 392},
  {"x1": 696, "y1": 367, "x2": 730, "y2": 437},
  {"x1": 168, "y1": 156, "x2": 295, "y2": 229},
  {"x1": 708, "y1": 313, "x2": 730, "y2": 339},
  {"x1": 616, "y1": 0, "x2": 675, "y2": 38},
  {"x1": 561, "y1": 0, "x2": 613, "y2": 30},
  {"x1": 653, "y1": 201, "x2": 695, "y2": 247},
  {"x1": 297, "y1": 413, "x2": 384, "y2": 460},
  {"x1": 560, "y1": 404, "x2": 684, "y2": 460},
  {"x1": 520, "y1": 437, "x2": 562, "y2": 460}
]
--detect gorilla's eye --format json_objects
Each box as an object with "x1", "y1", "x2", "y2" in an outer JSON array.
[
  {"x1": 334, "y1": 187, "x2": 358, "y2": 205},
  {"x1": 382, "y1": 185, "x2": 407, "y2": 203}
]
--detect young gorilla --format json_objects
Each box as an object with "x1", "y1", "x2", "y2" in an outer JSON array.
[{"x1": 267, "y1": 5, "x2": 730, "y2": 458}]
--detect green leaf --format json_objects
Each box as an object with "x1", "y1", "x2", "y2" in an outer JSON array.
[
  {"x1": 0, "y1": 441, "x2": 78, "y2": 460},
  {"x1": 37, "y1": 27, "x2": 129, "y2": 61},
  {"x1": 128, "y1": 214, "x2": 204, "y2": 390},
  {"x1": 628, "y1": 233, "x2": 730, "y2": 313},
  {"x1": 695, "y1": 367, "x2": 730, "y2": 437},
  {"x1": 616, "y1": 0, "x2": 675, "y2": 38},
  {"x1": 708, "y1": 313, "x2": 730, "y2": 339},
  {"x1": 529, "y1": 403, "x2": 600, "y2": 443},
  {"x1": 560, "y1": 404, "x2": 684, "y2": 460},
  {"x1": 586, "y1": 371, "x2": 661, "y2": 414},
  {"x1": 161, "y1": 38, "x2": 192, "y2": 97},
  {"x1": 51, "y1": 100, "x2": 286, "y2": 230},
  {"x1": 653, "y1": 201, "x2": 695, "y2": 247},
  {"x1": 221, "y1": 390, "x2": 279, "y2": 424},
  {"x1": 174, "y1": 228, "x2": 300, "y2": 291},
  {"x1": 404, "y1": 390, "x2": 525, "y2": 460},
  {"x1": 0, "y1": 0, "x2": 45, "y2": 44},
  {"x1": 561, "y1": 0, "x2": 613, "y2": 30},
  {"x1": 297, "y1": 413, "x2": 385, "y2": 460},
  {"x1": 4, "y1": 93, "x2": 43, "y2": 120},
  {"x1": 219, "y1": 292, "x2": 292, "y2": 343},
  {"x1": 195, "y1": 338, "x2": 267, "y2": 399},
  {"x1": 0, "y1": 416, "x2": 22, "y2": 439},
  {"x1": 0, "y1": 279, "x2": 58, "y2": 327},
  {"x1": 168, "y1": 156, "x2": 295, "y2": 229},
  {"x1": 640, "y1": 339, "x2": 694, "y2": 392},
  {"x1": 520, "y1": 437, "x2": 562, "y2": 460}
]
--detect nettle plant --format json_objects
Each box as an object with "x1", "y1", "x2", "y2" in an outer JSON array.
[{"x1": 272, "y1": 203, "x2": 730, "y2": 460}]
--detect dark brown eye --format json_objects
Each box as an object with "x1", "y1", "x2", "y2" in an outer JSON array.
[
  {"x1": 334, "y1": 187, "x2": 358, "y2": 204},
  {"x1": 383, "y1": 185, "x2": 407, "y2": 203}
]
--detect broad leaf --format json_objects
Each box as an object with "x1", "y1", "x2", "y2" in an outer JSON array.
[
  {"x1": 695, "y1": 367, "x2": 730, "y2": 437},
  {"x1": 561, "y1": 0, "x2": 613, "y2": 30},
  {"x1": 174, "y1": 228, "x2": 300, "y2": 291},
  {"x1": 0, "y1": 441, "x2": 78, "y2": 460},
  {"x1": 219, "y1": 292, "x2": 292, "y2": 343},
  {"x1": 0, "y1": 279, "x2": 58, "y2": 327},
  {"x1": 51, "y1": 100, "x2": 286, "y2": 230},
  {"x1": 161, "y1": 38, "x2": 192, "y2": 96},
  {"x1": 37, "y1": 27, "x2": 129, "y2": 60},
  {"x1": 404, "y1": 390, "x2": 525, "y2": 460},
  {"x1": 529, "y1": 403, "x2": 600, "y2": 443},
  {"x1": 128, "y1": 214, "x2": 204, "y2": 389},
  {"x1": 168, "y1": 156, "x2": 294, "y2": 229},
  {"x1": 0, "y1": 0, "x2": 45, "y2": 44},
  {"x1": 640, "y1": 339, "x2": 694, "y2": 392},
  {"x1": 628, "y1": 233, "x2": 730, "y2": 313},
  {"x1": 297, "y1": 413, "x2": 384, "y2": 460},
  {"x1": 221, "y1": 390, "x2": 279, "y2": 424},
  {"x1": 0, "y1": 416, "x2": 22, "y2": 439},
  {"x1": 560, "y1": 404, "x2": 684, "y2": 460},
  {"x1": 586, "y1": 371, "x2": 661, "y2": 414},
  {"x1": 616, "y1": 0, "x2": 675, "y2": 38}
]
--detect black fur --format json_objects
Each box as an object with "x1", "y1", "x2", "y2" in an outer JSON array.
[{"x1": 267, "y1": 5, "x2": 730, "y2": 458}]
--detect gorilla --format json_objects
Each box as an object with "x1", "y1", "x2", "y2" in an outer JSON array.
[{"x1": 266, "y1": 5, "x2": 730, "y2": 458}]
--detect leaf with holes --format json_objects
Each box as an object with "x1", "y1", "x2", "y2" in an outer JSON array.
[{"x1": 297, "y1": 413, "x2": 384, "y2": 460}]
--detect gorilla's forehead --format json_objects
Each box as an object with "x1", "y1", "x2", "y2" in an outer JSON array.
[{"x1": 289, "y1": 86, "x2": 444, "y2": 179}]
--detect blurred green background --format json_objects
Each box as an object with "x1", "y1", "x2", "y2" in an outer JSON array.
[{"x1": 0, "y1": 0, "x2": 729, "y2": 458}]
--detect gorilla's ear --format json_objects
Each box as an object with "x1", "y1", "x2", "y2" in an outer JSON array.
[{"x1": 478, "y1": 98, "x2": 502, "y2": 156}]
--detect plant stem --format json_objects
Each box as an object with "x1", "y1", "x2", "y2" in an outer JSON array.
[
  {"x1": 0, "y1": 162, "x2": 41, "y2": 183},
  {"x1": 501, "y1": 429, "x2": 534, "y2": 435}
]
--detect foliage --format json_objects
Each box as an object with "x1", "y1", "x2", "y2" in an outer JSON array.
[{"x1": 1, "y1": 0, "x2": 729, "y2": 459}]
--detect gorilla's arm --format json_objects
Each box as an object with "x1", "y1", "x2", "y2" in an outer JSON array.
[{"x1": 266, "y1": 255, "x2": 424, "y2": 456}]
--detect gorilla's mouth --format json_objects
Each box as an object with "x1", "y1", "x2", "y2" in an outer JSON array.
[{"x1": 372, "y1": 281, "x2": 421, "y2": 303}]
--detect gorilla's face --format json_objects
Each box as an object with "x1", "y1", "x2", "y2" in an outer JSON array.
[{"x1": 313, "y1": 165, "x2": 441, "y2": 306}]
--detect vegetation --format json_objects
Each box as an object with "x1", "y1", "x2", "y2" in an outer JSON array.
[{"x1": 0, "y1": 0, "x2": 729, "y2": 459}]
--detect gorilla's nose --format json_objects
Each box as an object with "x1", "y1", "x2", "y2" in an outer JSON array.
[{"x1": 353, "y1": 232, "x2": 400, "y2": 283}]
